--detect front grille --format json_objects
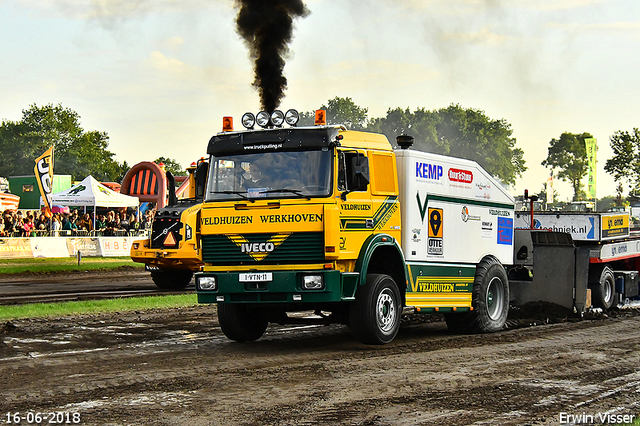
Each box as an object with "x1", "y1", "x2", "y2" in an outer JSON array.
[{"x1": 202, "y1": 232, "x2": 324, "y2": 265}]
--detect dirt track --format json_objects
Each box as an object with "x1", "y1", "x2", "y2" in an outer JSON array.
[{"x1": 1, "y1": 300, "x2": 640, "y2": 425}]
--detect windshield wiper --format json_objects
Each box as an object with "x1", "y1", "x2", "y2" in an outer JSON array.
[
  {"x1": 261, "y1": 188, "x2": 311, "y2": 200},
  {"x1": 209, "y1": 190, "x2": 254, "y2": 202}
]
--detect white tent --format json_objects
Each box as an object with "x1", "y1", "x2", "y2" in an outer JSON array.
[{"x1": 49, "y1": 175, "x2": 139, "y2": 209}]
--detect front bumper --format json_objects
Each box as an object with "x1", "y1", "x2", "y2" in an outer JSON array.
[
  {"x1": 130, "y1": 240, "x2": 203, "y2": 271},
  {"x1": 195, "y1": 270, "x2": 360, "y2": 304}
]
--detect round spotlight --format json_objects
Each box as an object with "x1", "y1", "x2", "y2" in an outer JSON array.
[
  {"x1": 241, "y1": 112, "x2": 255, "y2": 129},
  {"x1": 256, "y1": 111, "x2": 270, "y2": 128},
  {"x1": 285, "y1": 109, "x2": 300, "y2": 126},
  {"x1": 271, "y1": 110, "x2": 285, "y2": 127}
]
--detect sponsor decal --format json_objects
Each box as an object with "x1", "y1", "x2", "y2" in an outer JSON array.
[
  {"x1": 601, "y1": 214, "x2": 629, "y2": 238},
  {"x1": 259, "y1": 213, "x2": 322, "y2": 223},
  {"x1": 410, "y1": 276, "x2": 473, "y2": 293},
  {"x1": 497, "y1": 217, "x2": 513, "y2": 245},
  {"x1": 475, "y1": 181, "x2": 492, "y2": 199},
  {"x1": 428, "y1": 208, "x2": 443, "y2": 255},
  {"x1": 243, "y1": 143, "x2": 284, "y2": 151},
  {"x1": 448, "y1": 168, "x2": 473, "y2": 183},
  {"x1": 461, "y1": 206, "x2": 481, "y2": 222},
  {"x1": 340, "y1": 196, "x2": 398, "y2": 231},
  {"x1": 411, "y1": 228, "x2": 421, "y2": 243},
  {"x1": 202, "y1": 216, "x2": 253, "y2": 226},
  {"x1": 481, "y1": 221, "x2": 493, "y2": 230},
  {"x1": 416, "y1": 162, "x2": 443, "y2": 180},
  {"x1": 68, "y1": 185, "x2": 86, "y2": 195},
  {"x1": 373, "y1": 197, "x2": 399, "y2": 230},
  {"x1": 489, "y1": 208, "x2": 511, "y2": 217},
  {"x1": 341, "y1": 204, "x2": 372, "y2": 211}
]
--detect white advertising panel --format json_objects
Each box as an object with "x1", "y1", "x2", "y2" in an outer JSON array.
[{"x1": 396, "y1": 150, "x2": 515, "y2": 266}]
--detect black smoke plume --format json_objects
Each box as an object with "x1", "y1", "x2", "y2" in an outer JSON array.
[{"x1": 235, "y1": 0, "x2": 309, "y2": 113}]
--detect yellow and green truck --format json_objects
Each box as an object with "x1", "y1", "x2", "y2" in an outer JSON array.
[
  {"x1": 194, "y1": 111, "x2": 515, "y2": 344},
  {"x1": 131, "y1": 160, "x2": 207, "y2": 289}
]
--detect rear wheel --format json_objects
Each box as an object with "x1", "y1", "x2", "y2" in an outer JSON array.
[
  {"x1": 590, "y1": 266, "x2": 616, "y2": 310},
  {"x1": 150, "y1": 269, "x2": 193, "y2": 290},
  {"x1": 350, "y1": 274, "x2": 402, "y2": 345},
  {"x1": 218, "y1": 304, "x2": 268, "y2": 342},
  {"x1": 445, "y1": 257, "x2": 509, "y2": 333}
]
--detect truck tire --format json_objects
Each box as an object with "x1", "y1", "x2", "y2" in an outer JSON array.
[
  {"x1": 349, "y1": 274, "x2": 402, "y2": 345},
  {"x1": 446, "y1": 257, "x2": 509, "y2": 333},
  {"x1": 218, "y1": 304, "x2": 268, "y2": 342},
  {"x1": 150, "y1": 270, "x2": 193, "y2": 290},
  {"x1": 590, "y1": 266, "x2": 616, "y2": 310}
]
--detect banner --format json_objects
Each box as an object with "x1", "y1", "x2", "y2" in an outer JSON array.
[
  {"x1": 34, "y1": 146, "x2": 55, "y2": 212},
  {"x1": 0, "y1": 236, "x2": 137, "y2": 258},
  {"x1": 585, "y1": 138, "x2": 597, "y2": 200}
]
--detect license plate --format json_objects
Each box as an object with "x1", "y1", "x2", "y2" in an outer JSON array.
[
  {"x1": 145, "y1": 265, "x2": 161, "y2": 272},
  {"x1": 239, "y1": 272, "x2": 273, "y2": 282}
]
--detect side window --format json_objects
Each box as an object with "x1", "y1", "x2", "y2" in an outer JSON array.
[{"x1": 338, "y1": 151, "x2": 369, "y2": 192}]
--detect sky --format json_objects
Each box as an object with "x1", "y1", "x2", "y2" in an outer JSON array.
[{"x1": 1, "y1": 0, "x2": 639, "y2": 201}]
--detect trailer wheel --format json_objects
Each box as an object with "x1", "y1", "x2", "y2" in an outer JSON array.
[
  {"x1": 590, "y1": 266, "x2": 616, "y2": 310},
  {"x1": 349, "y1": 274, "x2": 401, "y2": 345},
  {"x1": 150, "y1": 269, "x2": 193, "y2": 290},
  {"x1": 217, "y1": 304, "x2": 268, "y2": 342}
]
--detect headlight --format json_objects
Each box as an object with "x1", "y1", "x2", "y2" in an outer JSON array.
[
  {"x1": 241, "y1": 112, "x2": 255, "y2": 129},
  {"x1": 256, "y1": 111, "x2": 270, "y2": 128},
  {"x1": 285, "y1": 109, "x2": 299, "y2": 126},
  {"x1": 197, "y1": 276, "x2": 217, "y2": 291},
  {"x1": 270, "y1": 110, "x2": 285, "y2": 127},
  {"x1": 302, "y1": 274, "x2": 324, "y2": 290}
]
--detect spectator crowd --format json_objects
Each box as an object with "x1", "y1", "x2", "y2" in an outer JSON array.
[{"x1": 0, "y1": 207, "x2": 156, "y2": 238}]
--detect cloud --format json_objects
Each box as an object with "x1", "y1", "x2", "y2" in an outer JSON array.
[
  {"x1": 13, "y1": 0, "x2": 230, "y2": 21},
  {"x1": 546, "y1": 20, "x2": 640, "y2": 41},
  {"x1": 440, "y1": 26, "x2": 513, "y2": 45}
]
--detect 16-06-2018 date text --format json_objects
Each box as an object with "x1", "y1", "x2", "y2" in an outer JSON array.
[{"x1": 4, "y1": 412, "x2": 81, "y2": 424}]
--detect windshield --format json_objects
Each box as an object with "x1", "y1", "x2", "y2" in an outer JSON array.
[{"x1": 205, "y1": 149, "x2": 332, "y2": 202}]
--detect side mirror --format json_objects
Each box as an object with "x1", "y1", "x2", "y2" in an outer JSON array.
[
  {"x1": 195, "y1": 162, "x2": 208, "y2": 199},
  {"x1": 351, "y1": 155, "x2": 370, "y2": 189}
]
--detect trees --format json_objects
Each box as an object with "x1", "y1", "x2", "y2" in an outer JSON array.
[
  {"x1": 369, "y1": 104, "x2": 526, "y2": 186},
  {"x1": 154, "y1": 157, "x2": 185, "y2": 177},
  {"x1": 542, "y1": 132, "x2": 593, "y2": 201},
  {"x1": 299, "y1": 97, "x2": 369, "y2": 129},
  {"x1": 0, "y1": 103, "x2": 128, "y2": 181},
  {"x1": 604, "y1": 128, "x2": 640, "y2": 194},
  {"x1": 302, "y1": 98, "x2": 526, "y2": 186}
]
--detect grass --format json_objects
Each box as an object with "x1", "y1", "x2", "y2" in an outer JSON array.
[
  {"x1": 0, "y1": 257, "x2": 144, "y2": 275},
  {"x1": 0, "y1": 294, "x2": 199, "y2": 321}
]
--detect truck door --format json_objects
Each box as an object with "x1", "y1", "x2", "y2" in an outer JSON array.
[{"x1": 337, "y1": 150, "x2": 373, "y2": 260}]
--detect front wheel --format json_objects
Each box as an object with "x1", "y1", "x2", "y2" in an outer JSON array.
[
  {"x1": 349, "y1": 274, "x2": 402, "y2": 345},
  {"x1": 150, "y1": 269, "x2": 193, "y2": 290},
  {"x1": 217, "y1": 304, "x2": 268, "y2": 342}
]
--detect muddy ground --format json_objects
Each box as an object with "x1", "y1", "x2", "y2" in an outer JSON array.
[{"x1": 1, "y1": 281, "x2": 640, "y2": 425}]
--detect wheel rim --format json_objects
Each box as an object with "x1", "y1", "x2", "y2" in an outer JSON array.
[
  {"x1": 604, "y1": 277, "x2": 613, "y2": 303},
  {"x1": 486, "y1": 277, "x2": 505, "y2": 321},
  {"x1": 376, "y1": 289, "x2": 397, "y2": 333}
]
